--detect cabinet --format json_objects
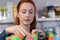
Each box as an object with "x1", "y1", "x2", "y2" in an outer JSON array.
[
  {"x1": 36, "y1": 18, "x2": 60, "y2": 29},
  {"x1": 36, "y1": 18, "x2": 60, "y2": 37}
]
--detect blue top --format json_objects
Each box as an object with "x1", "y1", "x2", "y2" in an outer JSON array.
[{"x1": 0, "y1": 30, "x2": 8, "y2": 40}]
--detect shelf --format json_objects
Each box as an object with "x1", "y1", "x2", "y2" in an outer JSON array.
[
  {"x1": 37, "y1": 18, "x2": 60, "y2": 22},
  {"x1": 0, "y1": 18, "x2": 60, "y2": 23},
  {"x1": 0, "y1": 19, "x2": 14, "y2": 24}
]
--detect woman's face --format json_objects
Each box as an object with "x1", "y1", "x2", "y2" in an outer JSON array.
[{"x1": 18, "y1": 3, "x2": 35, "y2": 25}]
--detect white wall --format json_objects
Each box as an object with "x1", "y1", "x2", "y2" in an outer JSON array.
[
  {"x1": 1, "y1": 0, "x2": 60, "y2": 9},
  {"x1": 33, "y1": 0, "x2": 60, "y2": 9}
]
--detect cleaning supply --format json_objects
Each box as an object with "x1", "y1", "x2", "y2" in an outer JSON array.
[
  {"x1": 6, "y1": 34, "x2": 23, "y2": 40},
  {"x1": 0, "y1": 6, "x2": 3, "y2": 20},
  {"x1": 6, "y1": 32, "x2": 42, "y2": 40},
  {"x1": 37, "y1": 32, "x2": 40, "y2": 40},
  {"x1": 46, "y1": 28, "x2": 57, "y2": 40},
  {"x1": 25, "y1": 32, "x2": 38, "y2": 40},
  {"x1": 55, "y1": 38, "x2": 60, "y2": 40},
  {"x1": 6, "y1": 35, "x2": 21, "y2": 40},
  {"x1": 49, "y1": 31, "x2": 54, "y2": 40},
  {"x1": 26, "y1": 36, "x2": 34, "y2": 40},
  {"x1": 32, "y1": 32, "x2": 38, "y2": 40},
  {"x1": 3, "y1": 6, "x2": 7, "y2": 20},
  {"x1": 37, "y1": 31, "x2": 45, "y2": 40}
]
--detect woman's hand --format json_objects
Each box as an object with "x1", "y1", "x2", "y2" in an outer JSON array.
[
  {"x1": 5, "y1": 25, "x2": 26, "y2": 36},
  {"x1": 5, "y1": 26, "x2": 45, "y2": 39},
  {"x1": 32, "y1": 29, "x2": 45, "y2": 39},
  {"x1": 32, "y1": 29, "x2": 45, "y2": 34}
]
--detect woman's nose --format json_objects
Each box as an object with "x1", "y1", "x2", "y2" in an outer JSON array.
[{"x1": 25, "y1": 12, "x2": 30, "y2": 17}]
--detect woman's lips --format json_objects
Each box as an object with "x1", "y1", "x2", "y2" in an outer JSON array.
[{"x1": 24, "y1": 19, "x2": 30, "y2": 21}]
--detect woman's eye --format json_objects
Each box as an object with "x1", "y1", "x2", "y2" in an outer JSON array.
[
  {"x1": 29, "y1": 11, "x2": 33, "y2": 14},
  {"x1": 22, "y1": 11, "x2": 26, "y2": 14}
]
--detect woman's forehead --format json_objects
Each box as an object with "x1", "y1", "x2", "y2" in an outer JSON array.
[{"x1": 20, "y1": 2, "x2": 34, "y2": 10}]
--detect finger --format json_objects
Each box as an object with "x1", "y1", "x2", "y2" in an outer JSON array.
[
  {"x1": 16, "y1": 26, "x2": 25, "y2": 36},
  {"x1": 20, "y1": 27, "x2": 28, "y2": 35},
  {"x1": 21, "y1": 27, "x2": 32, "y2": 36},
  {"x1": 19, "y1": 26, "x2": 31, "y2": 36},
  {"x1": 32, "y1": 29, "x2": 38, "y2": 34},
  {"x1": 36, "y1": 29, "x2": 45, "y2": 37},
  {"x1": 14, "y1": 27, "x2": 21, "y2": 34},
  {"x1": 37, "y1": 29, "x2": 44, "y2": 33},
  {"x1": 37, "y1": 29, "x2": 45, "y2": 35}
]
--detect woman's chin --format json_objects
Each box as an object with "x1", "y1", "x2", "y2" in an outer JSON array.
[{"x1": 23, "y1": 22, "x2": 31, "y2": 25}]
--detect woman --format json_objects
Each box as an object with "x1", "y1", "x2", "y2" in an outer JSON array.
[{"x1": 0, "y1": 0, "x2": 45, "y2": 40}]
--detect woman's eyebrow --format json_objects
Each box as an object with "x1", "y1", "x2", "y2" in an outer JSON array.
[
  {"x1": 22, "y1": 9, "x2": 33, "y2": 11},
  {"x1": 29, "y1": 9, "x2": 33, "y2": 11},
  {"x1": 22, "y1": 9, "x2": 26, "y2": 11}
]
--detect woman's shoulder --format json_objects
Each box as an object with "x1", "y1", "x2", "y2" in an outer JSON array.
[
  {"x1": 6, "y1": 25, "x2": 18, "y2": 30},
  {"x1": 7, "y1": 25, "x2": 19, "y2": 27},
  {"x1": 5, "y1": 25, "x2": 19, "y2": 32}
]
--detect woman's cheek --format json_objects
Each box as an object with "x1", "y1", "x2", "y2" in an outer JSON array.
[{"x1": 30, "y1": 15, "x2": 34, "y2": 22}]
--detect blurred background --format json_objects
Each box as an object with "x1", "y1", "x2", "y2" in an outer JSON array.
[{"x1": 0, "y1": 0, "x2": 60, "y2": 38}]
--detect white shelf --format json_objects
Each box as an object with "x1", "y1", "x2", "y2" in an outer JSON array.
[
  {"x1": 0, "y1": 18, "x2": 60, "y2": 23},
  {"x1": 37, "y1": 18, "x2": 60, "y2": 21},
  {"x1": 0, "y1": 19, "x2": 14, "y2": 24}
]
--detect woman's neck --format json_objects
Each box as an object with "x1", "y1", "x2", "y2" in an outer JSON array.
[{"x1": 19, "y1": 23, "x2": 30, "y2": 33}]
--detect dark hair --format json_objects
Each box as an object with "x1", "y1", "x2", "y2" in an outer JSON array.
[{"x1": 14, "y1": 0, "x2": 36, "y2": 32}]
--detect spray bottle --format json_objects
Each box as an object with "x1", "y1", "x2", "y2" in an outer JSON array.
[
  {"x1": 46, "y1": 28, "x2": 57, "y2": 40},
  {"x1": 6, "y1": 34, "x2": 23, "y2": 40}
]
